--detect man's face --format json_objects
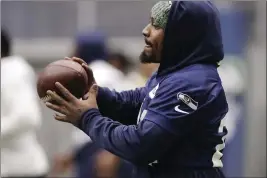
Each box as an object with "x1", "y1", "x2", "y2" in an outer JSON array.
[{"x1": 140, "y1": 17, "x2": 164, "y2": 64}]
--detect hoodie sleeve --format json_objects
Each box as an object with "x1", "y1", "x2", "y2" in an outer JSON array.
[
  {"x1": 145, "y1": 75, "x2": 227, "y2": 136},
  {"x1": 96, "y1": 87, "x2": 147, "y2": 125},
  {"x1": 80, "y1": 109, "x2": 176, "y2": 164},
  {"x1": 144, "y1": 78, "x2": 203, "y2": 136}
]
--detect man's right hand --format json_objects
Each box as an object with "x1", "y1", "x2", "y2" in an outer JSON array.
[{"x1": 65, "y1": 56, "x2": 95, "y2": 81}]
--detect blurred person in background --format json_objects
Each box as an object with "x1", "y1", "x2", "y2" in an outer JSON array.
[
  {"x1": 217, "y1": 58, "x2": 245, "y2": 143},
  {"x1": 106, "y1": 52, "x2": 133, "y2": 76},
  {"x1": 52, "y1": 32, "x2": 135, "y2": 178},
  {"x1": 127, "y1": 63, "x2": 159, "y2": 87},
  {"x1": 1, "y1": 29, "x2": 49, "y2": 178},
  {"x1": 106, "y1": 52, "x2": 156, "y2": 89}
]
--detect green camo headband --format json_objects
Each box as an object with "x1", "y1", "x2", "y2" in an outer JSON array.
[{"x1": 151, "y1": 1, "x2": 172, "y2": 29}]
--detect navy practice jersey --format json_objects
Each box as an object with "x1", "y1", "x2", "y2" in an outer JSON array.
[
  {"x1": 136, "y1": 65, "x2": 228, "y2": 169},
  {"x1": 78, "y1": 1, "x2": 228, "y2": 178},
  {"x1": 80, "y1": 64, "x2": 228, "y2": 178}
]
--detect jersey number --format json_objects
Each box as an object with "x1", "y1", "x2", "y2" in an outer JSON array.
[{"x1": 212, "y1": 118, "x2": 226, "y2": 167}]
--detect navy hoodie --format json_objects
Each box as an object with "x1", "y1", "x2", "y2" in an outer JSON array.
[{"x1": 79, "y1": 1, "x2": 228, "y2": 178}]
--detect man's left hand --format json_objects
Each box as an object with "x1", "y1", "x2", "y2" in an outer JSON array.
[{"x1": 45, "y1": 82, "x2": 98, "y2": 126}]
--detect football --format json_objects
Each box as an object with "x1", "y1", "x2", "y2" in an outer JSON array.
[{"x1": 37, "y1": 59, "x2": 93, "y2": 103}]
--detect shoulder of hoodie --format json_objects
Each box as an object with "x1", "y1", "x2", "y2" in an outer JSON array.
[{"x1": 158, "y1": 64, "x2": 222, "y2": 93}]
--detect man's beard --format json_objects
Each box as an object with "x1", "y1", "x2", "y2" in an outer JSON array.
[{"x1": 139, "y1": 50, "x2": 158, "y2": 64}]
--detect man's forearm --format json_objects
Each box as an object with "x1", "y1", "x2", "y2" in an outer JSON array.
[
  {"x1": 79, "y1": 108, "x2": 175, "y2": 164},
  {"x1": 97, "y1": 87, "x2": 145, "y2": 125}
]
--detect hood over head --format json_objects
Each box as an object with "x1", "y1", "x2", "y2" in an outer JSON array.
[{"x1": 157, "y1": 1, "x2": 224, "y2": 77}]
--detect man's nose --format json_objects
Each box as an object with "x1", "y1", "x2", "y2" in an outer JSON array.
[{"x1": 142, "y1": 24, "x2": 150, "y2": 37}]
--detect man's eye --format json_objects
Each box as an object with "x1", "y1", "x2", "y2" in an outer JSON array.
[{"x1": 152, "y1": 24, "x2": 161, "y2": 29}]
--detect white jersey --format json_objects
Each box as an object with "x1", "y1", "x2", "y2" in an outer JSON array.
[{"x1": 1, "y1": 56, "x2": 49, "y2": 177}]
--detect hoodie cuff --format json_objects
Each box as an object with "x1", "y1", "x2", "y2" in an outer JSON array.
[{"x1": 78, "y1": 108, "x2": 101, "y2": 131}]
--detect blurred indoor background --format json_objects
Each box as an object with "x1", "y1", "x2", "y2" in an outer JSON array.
[{"x1": 1, "y1": 1, "x2": 266, "y2": 178}]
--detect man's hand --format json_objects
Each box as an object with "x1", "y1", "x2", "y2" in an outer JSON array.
[
  {"x1": 65, "y1": 56, "x2": 97, "y2": 100},
  {"x1": 66, "y1": 56, "x2": 96, "y2": 82},
  {"x1": 45, "y1": 82, "x2": 98, "y2": 126},
  {"x1": 65, "y1": 56, "x2": 88, "y2": 67}
]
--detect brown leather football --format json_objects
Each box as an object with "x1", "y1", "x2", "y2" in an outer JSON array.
[{"x1": 37, "y1": 59, "x2": 93, "y2": 103}]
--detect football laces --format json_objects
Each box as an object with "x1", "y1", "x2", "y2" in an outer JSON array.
[{"x1": 41, "y1": 95, "x2": 52, "y2": 103}]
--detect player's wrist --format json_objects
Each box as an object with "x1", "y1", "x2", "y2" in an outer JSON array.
[{"x1": 77, "y1": 108, "x2": 101, "y2": 130}]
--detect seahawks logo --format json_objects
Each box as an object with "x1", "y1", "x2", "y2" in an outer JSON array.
[{"x1": 177, "y1": 93, "x2": 198, "y2": 110}]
